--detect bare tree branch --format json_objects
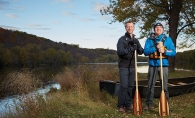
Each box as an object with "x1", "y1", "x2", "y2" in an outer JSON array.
[{"x1": 177, "y1": 22, "x2": 195, "y2": 36}]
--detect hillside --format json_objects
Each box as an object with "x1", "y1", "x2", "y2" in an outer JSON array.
[{"x1": 0, "y1": 27, "x2": 118, "y2": 66}]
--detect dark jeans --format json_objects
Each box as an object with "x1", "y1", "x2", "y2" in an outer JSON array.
[
  {"x1": 117, "y1": 67, "x2": 135, "y2": 108},
  {"x1": 145, "y1": 66, "x2": 169, "y2": 107}
]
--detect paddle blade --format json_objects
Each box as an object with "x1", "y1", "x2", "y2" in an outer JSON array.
[
  {"x1": 133, "y1": 90, "x2": 143, "y2": 115},
  {"x1": 159, "y1": 91, "x2": 169, "y2": 116}
]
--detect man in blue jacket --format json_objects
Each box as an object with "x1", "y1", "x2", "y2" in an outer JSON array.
[
  {"x1": 143, "y1": 23, "x2": 176, "y2": 110},
  {"x1": 117, "y1": 21, "x2": 143, "y2": 113}
]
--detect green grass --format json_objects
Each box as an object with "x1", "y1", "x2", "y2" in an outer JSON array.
[{"x1": 1, "y1": 65, "x2": 195, "y2": 118}]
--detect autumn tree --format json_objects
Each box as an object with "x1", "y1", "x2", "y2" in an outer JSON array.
[
  {"x1": 43, "y1": 48, "x2": 57, "y2": 65},
  {"x1": 2, "y1": 49, "x2": 12, "y2": 66},
  {"x1": 100, "y1": 0, "x2": 195, "y2": 71},
  {"x1": 11, "y1": 46, "x2": 21, "y2": 65},
  {"x1": 19, "y1": 47, "x2": 28, "y2": 66},
  {"x1": 25, "y1": 44, "x2": 41, "y2": 65}
]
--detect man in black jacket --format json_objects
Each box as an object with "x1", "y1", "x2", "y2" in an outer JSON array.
[{"x1": 117, "y1": 21, "x2": 143, "y2": 113}]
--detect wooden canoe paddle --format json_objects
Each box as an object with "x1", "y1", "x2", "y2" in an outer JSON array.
[
  {"x1": 133, "y1": 49, "x2": 143, "y2": 115},
  {"x1": 159, "y1": 53, "x2": 169, "y2": 116}
]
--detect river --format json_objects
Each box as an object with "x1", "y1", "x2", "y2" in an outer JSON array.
[
  {"x1": 86, "y1": 62, "x2": 149, "y2": 73},
  {"x1": 0, "y1": 83, "x2": 60, "y2": 115}
]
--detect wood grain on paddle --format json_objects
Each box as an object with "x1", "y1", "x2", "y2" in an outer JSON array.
[
  {"x1": 159, "y1": 53, "x2": 169, "y2": 116},
  {"x1": 133, "y1": 49, "x2": 143, "y2": 115}
]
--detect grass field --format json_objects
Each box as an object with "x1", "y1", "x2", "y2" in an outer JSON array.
[{"x1": 1, "y1": 65, "x2": 195, "y2": 118}]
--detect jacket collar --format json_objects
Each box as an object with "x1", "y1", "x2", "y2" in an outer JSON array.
[
  {"x1": 155, "y1": 34, "x2": 165, "y2": 41},
  {"x1": 125, "y1": 32, "x2": 135, "y2": 39}
]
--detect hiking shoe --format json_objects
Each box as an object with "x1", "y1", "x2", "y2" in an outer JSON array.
[
  {"x1": 118, "y1": 107, "x2": 125, "y2": 113},
  {"x1": 126, "y1": 105, "x2": 133, "y2": 111},
  {"x1": 130, "y1": 105, "x2": 133, "y2": 110},
  {"x1": 143, "y1": 106, "x2": 150, "y2": 111}
]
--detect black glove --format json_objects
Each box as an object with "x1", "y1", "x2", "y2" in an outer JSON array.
[
  {"x1": 129, "y1": 44, "x2": 137, "y2": 52},
  {"x1": 133, "y1": 38, "x2": 139, "y2": 45},
  {"x1": 128, "y1": 39, "x2": 134, "y2": 45}
]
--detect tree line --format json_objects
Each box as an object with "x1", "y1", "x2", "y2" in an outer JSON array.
[
  {"x1": 0, "y1": 43, "x2": 72, "y2": 66},
  {"x1": 0, "y1": 27, "x2": 150, "y2": 67},
  {"x1": 0, "y1": 27, "x2": 120, "y2": 67},
  {"x1": 2, "y1": 27, "x2": 194, "y2": 68},
  {"x1": 176, "y1": 49, "x2": 195, "y2": 70}
]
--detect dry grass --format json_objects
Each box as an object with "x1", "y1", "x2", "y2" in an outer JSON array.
[
  {"x1": 1, "y1": 65, "x2": 195, "y2": 118},
  {"x1": 55, "y1": 67, "x2": 83, "y2": 92},
  {"x1": 2, "y1": 68, "x2": 43, "y2": 96}
]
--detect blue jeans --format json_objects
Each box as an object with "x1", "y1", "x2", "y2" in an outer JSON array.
[
  {"x1": 117, "y1": 67, "x2": 135, "y2": 108},
  {"x1": 146, "y1": 66, "x2": 169, "y2": 107}
]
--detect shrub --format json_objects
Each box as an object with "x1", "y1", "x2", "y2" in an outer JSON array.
[
  {"x1": 2, "y1": 68, "x2": 43, "y2": 96},
  {"x1": 55, "y1": 67, "x2": 82, "y2": 92}
]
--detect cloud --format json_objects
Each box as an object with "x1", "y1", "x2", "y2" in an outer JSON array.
[
  {"x1": 99, "y1": 26, "x2": 108, "y2": 29},
  {"x1": 52, "y1": 20, "x2": 61, "y2": 24},
  {"x1": 106, "y1": 34, "x2": 118, "y2": 37},
  {"x1": 24, "y1": 24, "x2": 50, "y2": 30},
  {"x1": 99, "y1": 25, "x2": 118, "y2": 31},
  {"x1": 52, "y1": 0, "x2": 73, "y2": 8},
  {"x1": 17, "y1": 5, "x2": 25, "y2": 10},
  {"x1": 5, "y1": 14, "x2": 18, "y2": 18},
  {"x1": 99, "y1": 15, "x2": 111, "y2": 21},
  {"x1": 54, "y1": 0, "x2": 71, "y2": 3},
  {"x1": 83, "y1": 38, "x2": 93, "y2": 41},
  {"x1": 0, "y1": 0, "x2": 25, "y2": 11},
  {"x1": 93, "y1": 2, "x2": 108, "y2": 12},
  {"x1": 27, "y1": 24, "x2": 43, "y2": 27},
  {"x1": 0, "y1": 0, "x2": 10, "y2": 5},
  {"x1": 32, "y1": 28, "x2": 51, "y2": 30},
  {"x1": 82, "y1": 18, "x2": 95, "y2": 22},
  {"x1": 0, "y1": 0, "x2": 10, "y2": 10},
  {"x1": 0, "y1": 25, "x2": 18, "y2": 30},
  {"x1": 2, "y1": 24, "x2": 51, "y2": 31},
  {"x1": 62, "y1": 11, "x2": 77, "y2": 17}
]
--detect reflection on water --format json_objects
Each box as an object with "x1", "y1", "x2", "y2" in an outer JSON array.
[
  {"x1": 86, "y1": 62, "x2": 149, "y2": 73},
  {"x1": 0, "y1": 83, "x2": 60, "y2": 114},
  {"x1": 138, "y1": 65, "x2": 148, "y2": 73},
  {"x1": 86, "y1": 62, "x2": 195, "y2": 73}
]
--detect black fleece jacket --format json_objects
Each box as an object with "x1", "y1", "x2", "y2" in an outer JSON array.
[{"x1": 117, "y1": 32, "x2": 143, "y2": 68}]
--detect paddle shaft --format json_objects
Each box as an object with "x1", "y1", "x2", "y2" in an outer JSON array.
[
  {"x1": 160, "y1": 53, "x2": 164, "y2": 90},
  {"x1": 135, "y1": 49, "x2": 139, "y2": 112},
  {"x1": 133, "y1": 49, "x2": 142, "y2": 115},
  {"x1": 159, "y1": 53, "x2": 169, "y2": 116}
]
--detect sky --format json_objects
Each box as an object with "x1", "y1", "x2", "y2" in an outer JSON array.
[
  {"x1": 0, "y1": 0, "x2": 193, "y2": 52},
  {"x1": 0, "y1": 0, "x2": 136, "y2": 50}
]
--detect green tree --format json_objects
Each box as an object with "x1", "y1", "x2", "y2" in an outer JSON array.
[
  {"x1": 0, "y1": 43, "x2": 4, "y2": 65},
  {"x1": 25, "y1": 44, "x2": 41, "y2": 65},
  {"x1": 81, "y1": 56, "x2": 89, "y2": 63},
  {"x1": 74, "y1": 53, "x2": 82, "y2": 64},
  {"x1": 100, "y1": 0, "x2": 195, "y2": 71},
  {"x1": 11, "y1": 46, "x2": 21, "y2": 65},
  {"x1": 65, "y1": 52, "x2": 73, "y2": 64},
  {"x1": 99, "y1": 54, "x2": 117, "y2": 62},
  {"x1": 2, "y1": 49, "x2": 12, "y2": 66},
  {"x1": 57, "y1": 50, "x2": 71, "y2": 65},
  {"x1": 19, "y1": 47, "x2": 28, "y2": 66},
  {"x1": 43, "y1": 48, "x2": 57, "y2": 65}
]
